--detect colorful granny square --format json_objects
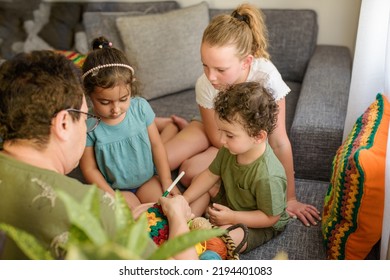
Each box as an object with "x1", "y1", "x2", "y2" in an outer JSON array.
[{"x1": 146, "y1": 203, "x2": 169, "y2": 246}]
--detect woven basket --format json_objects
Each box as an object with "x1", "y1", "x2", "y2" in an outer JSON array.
[{"x1": 215, "y1": 223, "x2": 248, "y2": 260}]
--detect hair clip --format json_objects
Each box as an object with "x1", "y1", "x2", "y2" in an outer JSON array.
[{"x1": 231, "y1": 11, "x2": 249, "y2": 24}]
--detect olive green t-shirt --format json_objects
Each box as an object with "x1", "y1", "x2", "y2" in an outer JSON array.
[
  {"x1": 0, "y1": 152, "x2": 116, "y2": 259},
  {"x1": 209, "y1": 145, "x2": 289, "y2": 231}
]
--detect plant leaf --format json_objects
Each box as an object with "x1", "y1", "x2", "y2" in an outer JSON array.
[
  {"x1": 0, "y1": 223, "x2": 54, "y2": 260},
  {"x1": 149, "y1": 228, "x2": 226, "y2": 260},
  {"x1": 122, "y1": 213, "x2": 156, "y2": 257},
  {"x1": 65, "y1": 242, "x2": 142, "y2": 260},
  {"x1": 80, "y1": 186, "x2": 101, "y2": 218},
  {"x1": 114, "y1": 191, "x2": 134, "y2": 232},
  {"x1": 56, "y1": 190, "x2": 108, "y2": 246}
]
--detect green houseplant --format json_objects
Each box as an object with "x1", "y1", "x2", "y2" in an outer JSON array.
[{"x1": 0, "y1": 187, "x2": 224, "y2": 260}]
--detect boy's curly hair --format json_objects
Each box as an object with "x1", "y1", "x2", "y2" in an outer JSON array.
[{"x1": 214, "y1": 82, "x2": 278, "y2": 137}]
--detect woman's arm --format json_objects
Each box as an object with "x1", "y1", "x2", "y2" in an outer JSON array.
[
  {"x1": 159, "y1": 196, "x2": 198, "y2": 260},
  {"x1": 79, "y1": 146, "x2": 116, "y2": 197}
]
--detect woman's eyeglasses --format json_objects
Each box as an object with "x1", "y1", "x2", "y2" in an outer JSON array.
[{"x1": 66, "y1": 108, "x2": 101, "y2": 133}]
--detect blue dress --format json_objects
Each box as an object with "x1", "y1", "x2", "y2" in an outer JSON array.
[{"x1": 86, "y1": 97, "x2": 155, "y2": 190}]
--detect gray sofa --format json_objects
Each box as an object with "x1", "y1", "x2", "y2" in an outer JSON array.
[
  {"x1": 2, "y1": 1, "x2": 353, "y2": 260},
  {"x1": 80, "y1": 1, "x2": 352, "y2": 260}
]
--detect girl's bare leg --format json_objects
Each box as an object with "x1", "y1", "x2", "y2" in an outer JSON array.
[
  {"x1": 179, "y1": 146, "x2": 219, "y2": 187},
  {"x1": 164, "y1": 120, "x2": 211, "y2": 170},
  {"x1": 189, "y1": 193, "x2": 210, "y2": 217},
  {"x1": 171, "y1": 115, "x2": 189, "y2": 130},
  {"x1": 155, "y1": 117, "x2": 178, "y2": 143},
  {"x1": 186, "y1": 177, "x2": 221, "y2": 217},
  {"x1": 136, "y1": 176, "x2": 164, "y2": 203},
  {"x1": 160, "y1": 123, "x2": 179, "y2": 143},
  {"x1": 120, "y1": 190, "x2": 142, "y2": 210},
  {"x1": 155, "y1": 116, "x2": 189, "y2": 144}
]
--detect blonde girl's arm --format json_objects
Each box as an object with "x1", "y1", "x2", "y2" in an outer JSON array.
[
  {"x1": 183, "y1": 168, "x2": 220, "y2": 204},
  {"x1": 199, "y1": 105, "x2": 223, "y2": 149},
  {"x1": 147, "y1": 120, "x2": 176, "y2": 193},
  {"x1": 268, "y1": 98, "x2": 296, "y2": 202},
  {"x1": 79, "y1": 146, "x2": 116, "y2": 197},
  {"x1": 268, "y1": 98, "x2": 320, "y2": 225}
]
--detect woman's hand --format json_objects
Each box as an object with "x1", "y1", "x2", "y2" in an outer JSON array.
[{"x1": 159, "y1": 195, "x2": 193, "y2": 221}]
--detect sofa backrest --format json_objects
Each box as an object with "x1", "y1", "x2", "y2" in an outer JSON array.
[
  {"x1": 1, "y1": 1, "x2": 318, "y2": 86},
  {"x1": 209, "y1": 9, "x2": 318, "y2": 83}
]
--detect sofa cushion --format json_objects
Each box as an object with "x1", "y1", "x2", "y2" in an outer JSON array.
[
  {"x1": 240, "y1": 179, "x2": 328, "y2": 260},
  {"x1": 264, "y1": 9, "x2": 317, "y2": 83},
  {"x1": 82, "y1": 1, "x2": 179, "y2": 52},
  {"x1": 116, "y1": 2, "x2": 209, "y2": 100},
  {"x1": 322, "y1": 93, "x2": 389, "y2": 259}
]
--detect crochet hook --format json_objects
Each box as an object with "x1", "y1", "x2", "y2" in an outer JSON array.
[{"x1": 162, "y1": 171, "x2": 185, "y2": 197}]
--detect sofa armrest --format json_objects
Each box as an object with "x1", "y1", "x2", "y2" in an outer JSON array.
[{"x1": 290, "y1": 45, "x2": 352, "y2": 181}]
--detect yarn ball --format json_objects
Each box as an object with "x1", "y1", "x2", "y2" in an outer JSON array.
[
  {"x1": 205, "y1": 237, "x2": 228, "y2": 260},
  {"x1": 199, "y1": 250, "x2": 222, "y2": 260},
  {"x1": 189, "y1": 217, "x2": 212, "y2": 230},
  {"x1": 146, "y1": 203, "x2": 169, "y2": 246},
  {"x1": 194, "y1": 241, "x2": 207, "y2": 256}
]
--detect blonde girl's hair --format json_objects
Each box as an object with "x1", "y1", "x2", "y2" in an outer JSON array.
[{"x1": 202, "y1": 3, "x2": 269, "y2": 60}]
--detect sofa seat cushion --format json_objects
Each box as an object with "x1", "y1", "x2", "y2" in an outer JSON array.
[
  {"x1": 149, "y1": 88, "x2": 199, "y2": 121},
  {"x1": 241, "y1": 179, "x2": 328, "y2": 260},
  {"x1": 116, "y1": 2, "x2": 209, "y2": 100},
  {"x1": 322, "y1": 93, "x2": 389, "y2": 259}
]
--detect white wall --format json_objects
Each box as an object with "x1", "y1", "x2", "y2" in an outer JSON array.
[{"x1": 45, "y1": 0, "x2": 361, "y2": 55}]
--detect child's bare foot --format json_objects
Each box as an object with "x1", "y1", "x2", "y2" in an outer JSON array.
[{"x1": 171, "y1": 115, "x2": 189, "y2": 130}]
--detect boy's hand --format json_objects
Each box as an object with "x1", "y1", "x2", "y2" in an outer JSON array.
[{"x1": 207, "y1": 203, "x2": 233, "y2": 226}]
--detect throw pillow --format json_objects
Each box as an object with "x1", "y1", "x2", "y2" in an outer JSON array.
[
  {"x1": 82, "y1": 1, "x2": 179, "y2": 52},
  {"x1": 83, "y1": 11, "x2": 150, "y2": 52},
  {"x1": 322, "y1": 93, "x2": 389, "y2": 259},
  {"x1": 55, "y1": 50, "x2": 86, "y2": 68},
  {"x1": 116, "y1": 2, "x2": 209, "y2": 100}
]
